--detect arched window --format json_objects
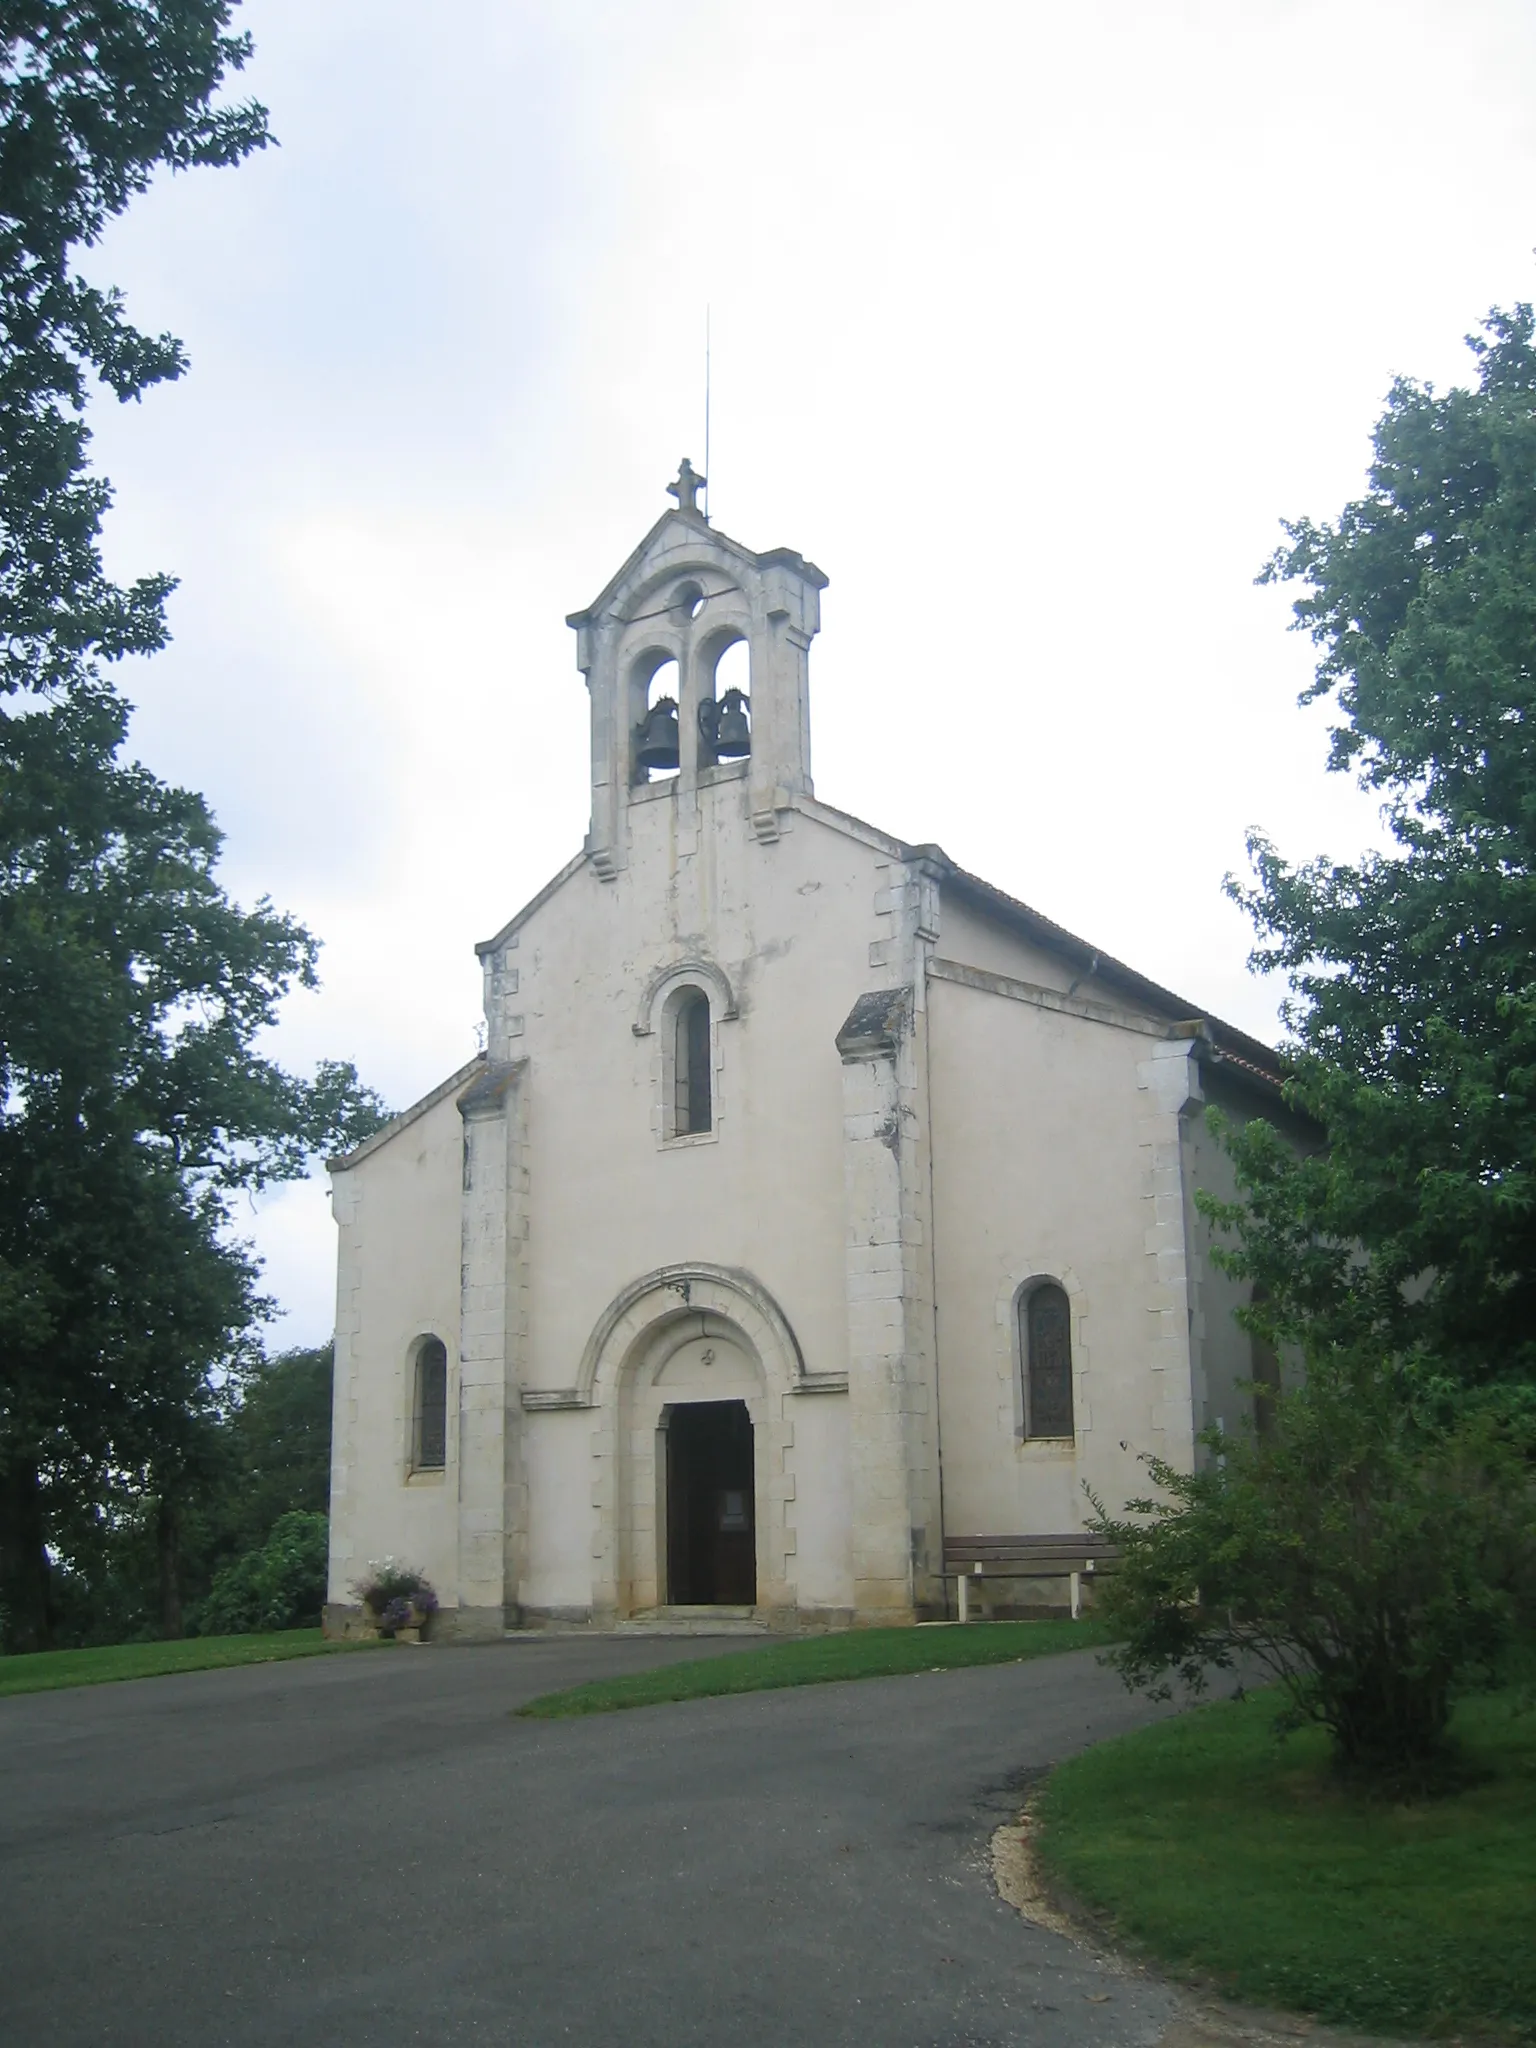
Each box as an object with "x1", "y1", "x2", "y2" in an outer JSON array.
[
  {"x1": 413, "y1": 1338, "x2": 448, "y2": 1470},
  {"x1": 673, "y1": 990, "x2": 712, "y2": 1135},
  {"x1": 1021, "y1": 1283, "x2": 1074, "y2": 1439}
]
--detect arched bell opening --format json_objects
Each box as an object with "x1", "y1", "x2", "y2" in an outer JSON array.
[
  {"x1": 631, "y1": 651, "x2": 681, "y2": 781},
  {"x1": 696, "y1": 633, "x2": 751, "y2": 768}
]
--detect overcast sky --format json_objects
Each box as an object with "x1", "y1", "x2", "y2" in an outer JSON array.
[{"x1": 81, "y1": 0, "x2": 1536, "y2": 1348}]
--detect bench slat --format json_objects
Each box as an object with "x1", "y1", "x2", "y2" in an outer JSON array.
[
  {"x1": 945, "y1": 1545, "x2": 1113, "y2": 1557},
  {"x1": 943, "y1": 1533, "x2": 1119, "y2": 1578},
  {"x1": 945, "y1": 1556, "x2": 1119, "y2": 1568}
]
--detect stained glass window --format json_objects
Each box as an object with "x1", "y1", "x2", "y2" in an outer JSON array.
[
  {"x1": 675, "y1": 991, "x2": 712, "y2": 1134},
  {"x1": 1023, "y1": 1284, "x2": 1074, "y2": 1439},
  {"x1": 414, "y1": 1338, "x2": 447, "y2": 1470}
]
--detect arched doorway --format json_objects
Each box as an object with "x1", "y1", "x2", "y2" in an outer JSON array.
[
  {"x1": 665, "y1": 1399, "x2": 756, "y2": 1605},
  {"x1": 581, "y1": 1263, "x2": 822, "y2": 1623},
  {"x1": 602, "y1": 1303, "x2": 772, "y2": 1618}
]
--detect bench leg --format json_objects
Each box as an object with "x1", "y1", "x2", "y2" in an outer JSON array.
[
  {"x1": 1070, "y1": 1570, "x2": 1081, "y2": 1621},
  {"x1": 957, "y1": 1573, "x2": 970, "y2": 1624}
]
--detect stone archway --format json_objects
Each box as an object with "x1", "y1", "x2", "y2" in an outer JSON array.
[{"x1": 584, "y1": 1266, "x2": 805, "y2": 1623}]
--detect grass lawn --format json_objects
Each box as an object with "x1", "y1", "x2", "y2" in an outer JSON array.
[
  {"x1": 0, "y1": 1628, "x2": 381, "y2": 1699},
  {"x1": 517, "y1": 1617, "x2": 1116, "y2": 1718},
  {"x1": 1034, "y1": 1684, "x2": 1536, "y2": 2043}
]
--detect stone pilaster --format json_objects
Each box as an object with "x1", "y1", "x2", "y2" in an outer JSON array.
[
  {"x1": 323, "y1": 1169, "x2": 363, "y2": 1625},
  {"x1": 748, "y1": 558, "x2": 820, "y2": 838},
  {"x1": 454, "y1": 1059, "x2": 529, "y2": 1639},
  {"x1": 836, "y1": 989, "x2": 942, "y2": 1622},
  {"x1": 1136, "y1": 1036, "x2": 1204, "y2": 1469},
  {"x1": 574, "y1": 613, "x2": 627, "y2": 881}
]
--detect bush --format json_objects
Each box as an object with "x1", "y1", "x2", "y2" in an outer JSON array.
[
  {"x1": 196, "y1": 1511, "x2": 329, "y2": 1636},
  {"x1": 1090, "y1": 1356, "x2": 1535, "y2": 1789}
]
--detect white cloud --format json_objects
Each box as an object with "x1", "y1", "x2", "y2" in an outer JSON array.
[{"x1": 74, "y1": 0, "x2": 1536, "y2": 1345}]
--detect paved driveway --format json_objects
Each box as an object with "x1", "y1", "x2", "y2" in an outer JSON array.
[{"x1": 1, "y1": 1635, "x2": 1179, "y2": 2047}]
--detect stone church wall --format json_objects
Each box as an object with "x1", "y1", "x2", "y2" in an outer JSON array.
[
  {"x1": 925, "y1": 970, "x2": 1192, "y2": 1542},
  {"x1": 499, "y1": 780, "x2": 871, "y2": 1433},
  {"x1": 327, "y1": 1080, "x2": 467, "y2": 1618},
  {"x1": 521, "y1": 1409, "x2": 597, "y2": 1619},
  {"x1": 510, "y1": 786, "x2": 905, "y2": 1622}
]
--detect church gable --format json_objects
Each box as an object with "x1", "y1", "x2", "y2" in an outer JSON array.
[
  {"x1": 470, "y1": 461, "x2": 1278, "y2": 1116},
  {"x1": 327, "y1": 1055, "x2": 483, "y2": 1175},
  {"x1": 473, "y1": 776, "x2": 909, "y2": 1115}
]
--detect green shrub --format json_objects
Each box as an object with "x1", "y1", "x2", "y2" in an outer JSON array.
[
  {"x1": 1090, "y1": 1356, "x2": 1535, "y2": 1789},
  {"x1": 196, "y1": 1511, "x2": 329, "y2": 1636}
]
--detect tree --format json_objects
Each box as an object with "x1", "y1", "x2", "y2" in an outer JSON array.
[
  {"x1": 0, "y1": 2, "x2": 269, "y2": 701},
  {"x1": 0, "y1": 667, "x2": 384, "y2": 1649},
  {"x1": 219, "y1": 1344, "x2": 334, "y2": 1553},
  {"x1": 198, "y1": 1509, "x2": 328, "y2": 1637},
  {"x1": 1215, "y1": 304, "x2": 1536, "y2": 1417},
  {"x1": 0, "y1": 9, "x2": 385, "y2": 1651},
  {"x1": 41, "y1": 1344, "x2": 337, "y2": 1647},
  {"x1": 1095, "y1": 300, "x2": 1536, "y2": 1786}
]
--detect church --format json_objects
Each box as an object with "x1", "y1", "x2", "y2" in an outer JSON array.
[{"x1": 323, "y1": 467, "x2": 1284, "y2": 1638}]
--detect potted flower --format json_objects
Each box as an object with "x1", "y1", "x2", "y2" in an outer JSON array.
[{"x1": 352, "y1": 1558, "x2": 439, "y2": 1643}]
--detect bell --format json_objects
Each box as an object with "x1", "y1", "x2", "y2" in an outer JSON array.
[
  {"x1": 634, "y1": 696, "x2": 680, "y2": 773},
  {"x1": 713, "y1": 688, "x2": 752, "y2": 758}
]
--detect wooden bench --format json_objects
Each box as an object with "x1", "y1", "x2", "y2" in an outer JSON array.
[{"x1": 942, "y1": 1535, "x2": 1119, "y2": 1621}]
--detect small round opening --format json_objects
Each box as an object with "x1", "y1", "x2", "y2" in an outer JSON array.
[{"x1": 675, "y1": 582, "x2": 705, "y2": 621}]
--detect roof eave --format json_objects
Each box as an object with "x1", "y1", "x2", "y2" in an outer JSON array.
[{"x1": 938, "y1": 862, "x2": 1284, "y2": 1083}]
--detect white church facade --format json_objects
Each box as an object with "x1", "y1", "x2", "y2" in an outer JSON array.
[{"x1": 324, "y1": 469, "x2": 1283, "y2": 1638}]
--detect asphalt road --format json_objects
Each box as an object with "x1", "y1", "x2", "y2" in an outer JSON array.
[{"x1": 1, "y1": 1635, "x2": 1181, "y2": 2048}]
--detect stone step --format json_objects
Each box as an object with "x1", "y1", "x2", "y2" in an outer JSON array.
[{"x1": 614, "y1": 1605, "x2": 770, "y2": 1637}]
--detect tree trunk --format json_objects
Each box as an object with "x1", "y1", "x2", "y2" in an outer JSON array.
[
  {"x1": 0, "y1": 1458, "x2": 53, "y2": 1652},
  {"x1": 157, "y1": 1493, "x2": 183, "y2": 1639}
]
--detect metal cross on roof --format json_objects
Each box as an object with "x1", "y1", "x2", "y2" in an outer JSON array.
[{"x1": 667, "y1": 458, "x2": 706, "y2": 515}]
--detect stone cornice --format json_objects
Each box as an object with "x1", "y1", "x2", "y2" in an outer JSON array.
[
  {"x1": 457, "y1": 1058, "x2": 527, "y2": 1121},
  {"x1": 835, "y1": 987, "x2": 913, "y2": 1061},
  {"x1": 926, "y1": 958, "x2": 1165, "y2": 1038}
]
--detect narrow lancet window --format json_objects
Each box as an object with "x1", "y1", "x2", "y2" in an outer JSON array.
[
  {"x1": 674, "y1": 990, "x2": 712, "y2": 1135},
  {"x1": 414, "y1": 1338, "x2": 448, "y2": 1470},
  {"x1": 1023, "y1": 1283, "x2": 1074, "y2": 1439}
]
